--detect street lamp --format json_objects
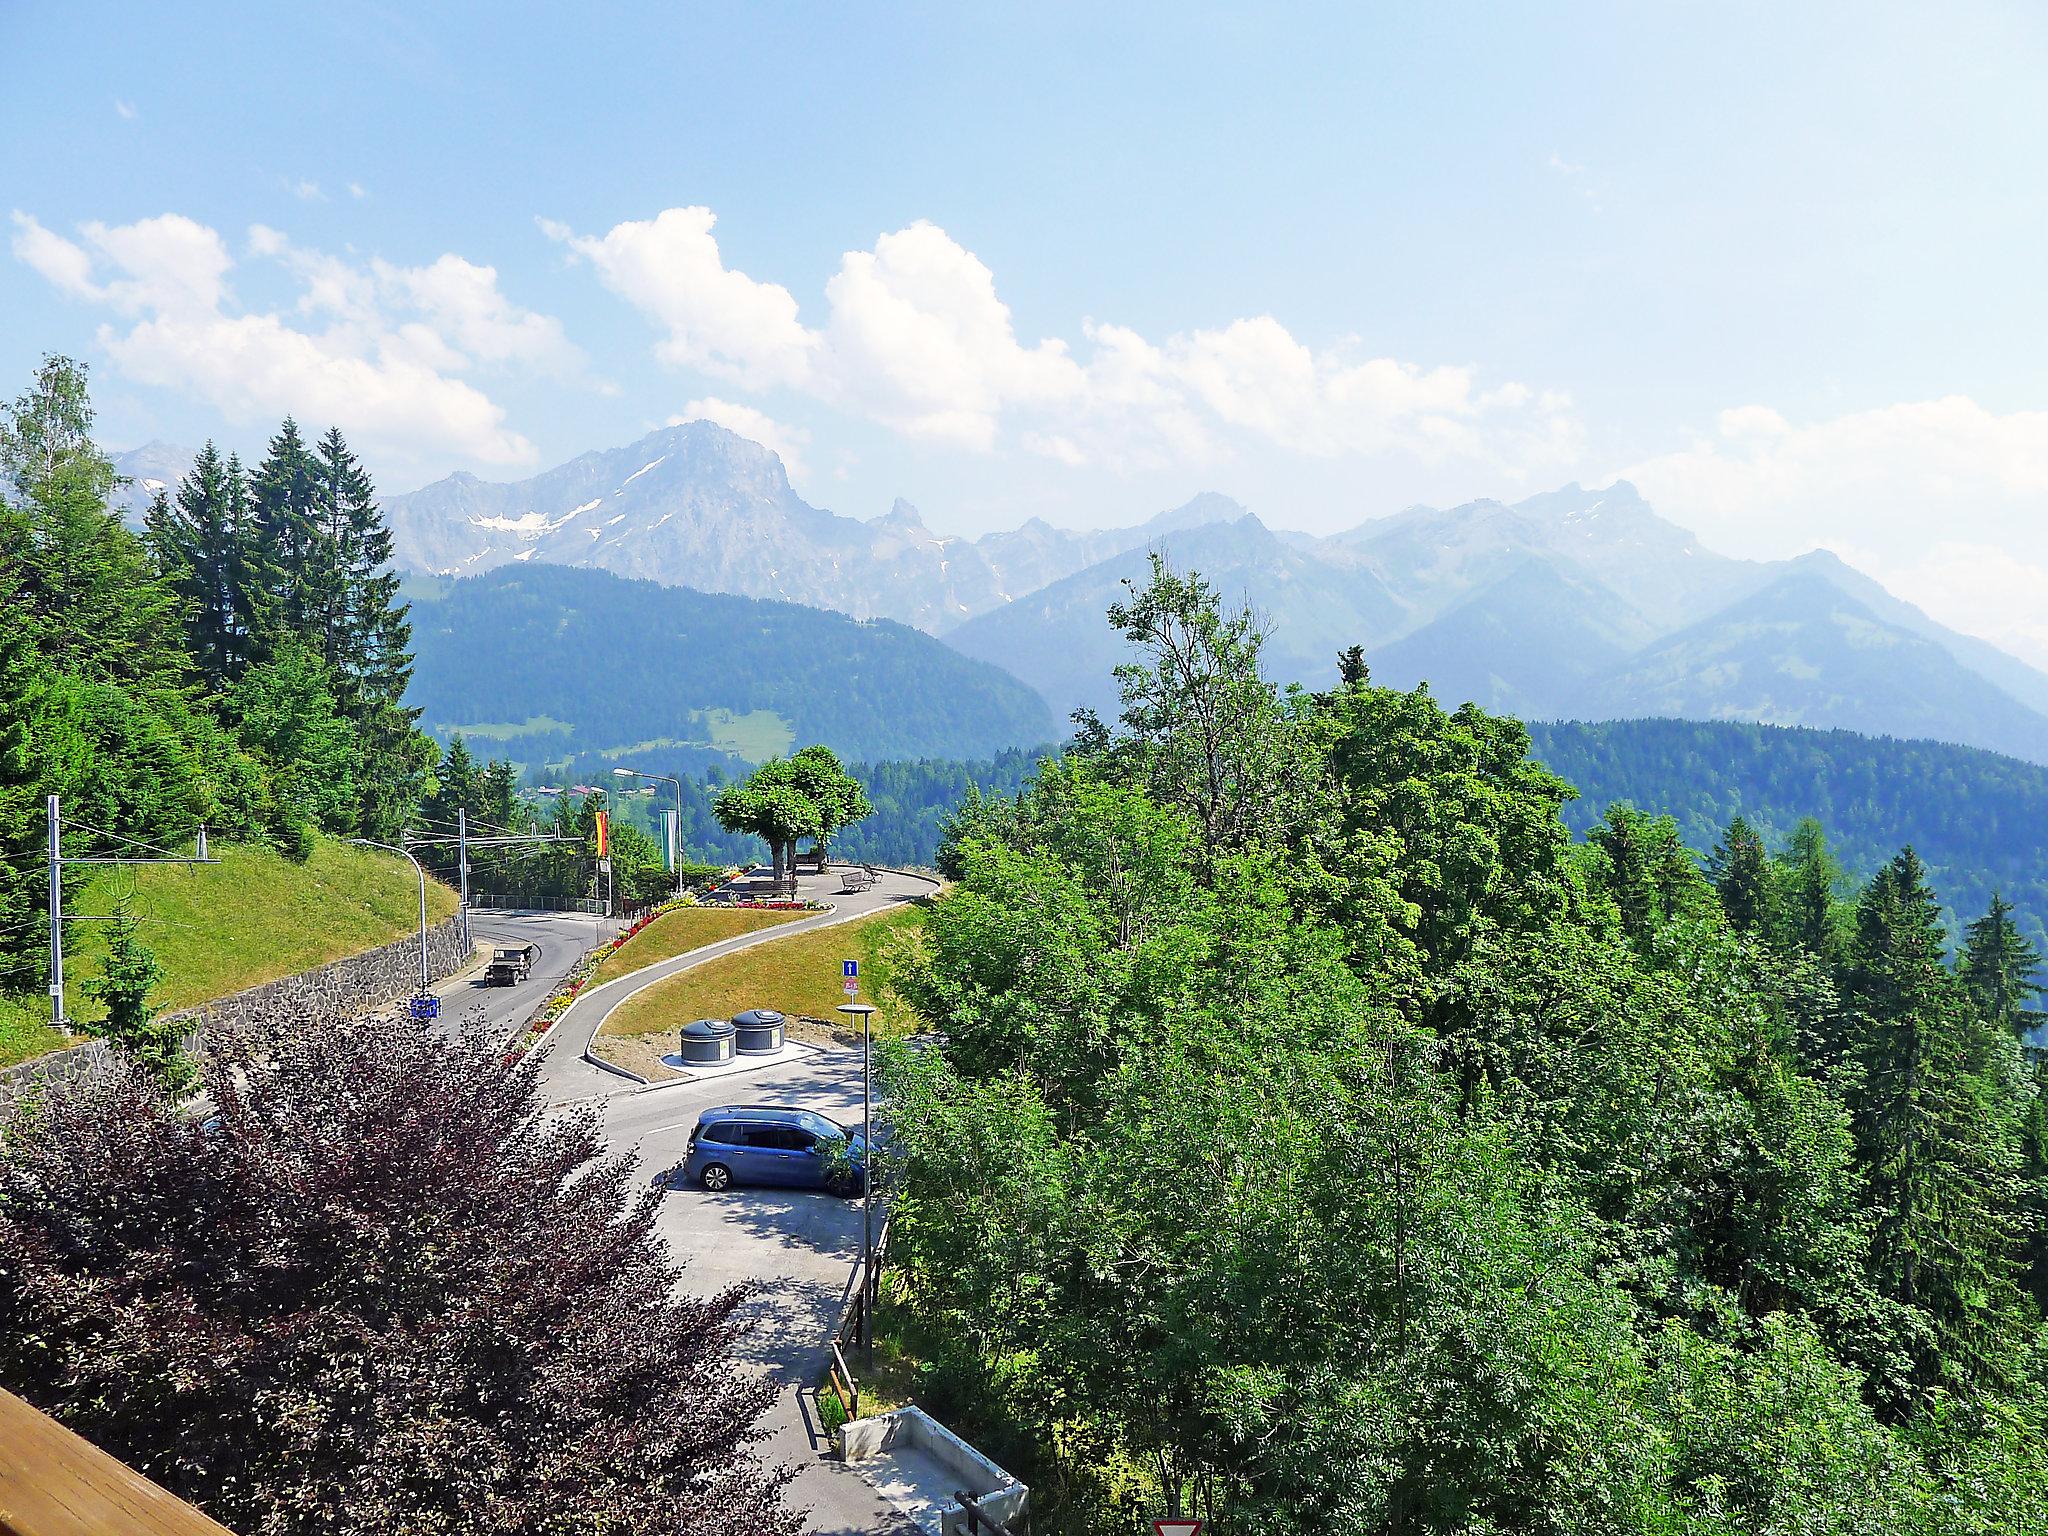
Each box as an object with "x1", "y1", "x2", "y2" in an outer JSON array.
[
  {"x1": 611, "y1": 766, "x2": 685, "y2": 897},
  {"x1": 352, "y1": 837, "x2": 432, "y2": 995},
  {"x1": 838, "y1": 1000, "x2": 878, "y2": 1366}
]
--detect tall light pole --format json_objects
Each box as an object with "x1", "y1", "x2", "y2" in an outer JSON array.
[
  {"x1": 611, "y1": 766, "x2": 685, "y2": 897},
  {"x1": 838, "y1": 1000, "x2": 878, "y2": 1366},
  {"x1": 352, "y1": 838, "x2": 431, "y2": 995}
]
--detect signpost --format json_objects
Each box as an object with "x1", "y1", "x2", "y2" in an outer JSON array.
[
  {"x1": 1153, "y1": 1522, "x2": 1202, "y2": 1536},
  {"x1": 839, "y1": 987, "x2": 876, "y2": 1367},
  {"x1": 408, "y1": 994, "x2": 441, "y2": 1023}
]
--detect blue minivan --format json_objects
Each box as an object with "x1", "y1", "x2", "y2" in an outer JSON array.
[{"x1": 681, "y1": 1105, "x2": 868, "y2": 1195}]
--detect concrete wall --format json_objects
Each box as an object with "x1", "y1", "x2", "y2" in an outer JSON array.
[
  {"x1": 0, "y1": 915, "x2": 471, "y2": 1107},
  {"x1": 840, "y1": 1405, "x2": 1028, "y2": 1534}
]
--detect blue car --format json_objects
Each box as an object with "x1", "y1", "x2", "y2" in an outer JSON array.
[{"x1": 681, "y1": 1105, "x2": 868, "y2": 1195}]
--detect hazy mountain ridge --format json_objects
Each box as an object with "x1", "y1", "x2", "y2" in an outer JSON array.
[
  {"x1": 378, "y1": 421, "x2": 1226, "y2": 633},
  {"x1": 123, "y1": 423, "x2": 2048, "y2": 767}
]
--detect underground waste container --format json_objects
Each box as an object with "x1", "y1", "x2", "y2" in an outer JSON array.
[
  {"x1": 679, "y1": 1017, "x2": 736, "y2": 1065},
  {"x1": 732, "y1": 1008, "x2": 786, "y2": 1054}
]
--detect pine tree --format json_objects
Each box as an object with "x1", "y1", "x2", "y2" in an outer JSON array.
[
  {"x1": 249, "y1": 417, "x2": 322, "y2": 647},
  {"x1": 146, "y1": 443, "x2": 242, "y2": 692},
  {"x1": 1847, "y1": 848, "x2": 2025, "y2": 1408},
  {"x1": 1708, "y1": 814, "x2": 1774, "y2": 934},
  {"x1": 219, "y1": 451, "x2": 276, "y2": 680},
  {"x1": 81, "y1": 899, "x2": 193, "y2": 1094},
  {"x1": 1958, "y1": 893, "x2": 2044, "y2": 1037},
  {"x1": 1775, "y1": 817, "x2": 1841, "y2": 958}
]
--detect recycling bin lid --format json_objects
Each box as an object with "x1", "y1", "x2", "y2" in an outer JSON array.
[
  {"x1": 680, "y1": 1017, "x2": 735, "y2": 1039},
  {"x1": 733, "y1": 1008, "x2": 786, "y2": 1028}
]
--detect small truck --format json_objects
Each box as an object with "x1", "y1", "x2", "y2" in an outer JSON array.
[{"x1": 485, "y1": 944, "x2": 537, "y2": 986}]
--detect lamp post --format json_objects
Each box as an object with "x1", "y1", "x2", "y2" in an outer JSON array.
[
  {"x1": 611, "y1": 766, "x2": 685, "y2": 897},
  {"x1": 352, "y1": 837, "x2": 432, "y2": 996},
  {"x1": 838, "y1": 1000, "x2": 878, "y2": 1366}
]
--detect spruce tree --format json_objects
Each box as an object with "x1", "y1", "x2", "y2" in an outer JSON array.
[
  {"x1": 249, "y1": 417, "x2": 322, "y2": 646},
  {"x1": 147, "y1": 443, "x2": 242, "y2": 692},
  {"x1": 1958, "y1": 893, "x2": 2044, "y2": 1037},
  {"x1": 219, "y1": 451, "x2": 276, "y2": 680},
  {"x1": 1776, "y1": 817, "x2": 1841, "y2": 958},
  {"x1": 1708, "y1": 813, "x2": 1774, "y2": 934},
  {"x1": 81, "y1": 899, "x2": 193, "y2": 1094},
  {"x1": 1847, "y1": 848, "x2": 2025, "y2": 1408}
]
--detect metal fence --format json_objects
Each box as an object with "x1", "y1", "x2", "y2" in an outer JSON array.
[{"x1": 468, "y1": 892, "x2": 610, "y2": 916}]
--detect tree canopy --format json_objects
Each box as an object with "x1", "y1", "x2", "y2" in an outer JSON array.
[{"x1": 884, "y1": 559, "x2": 2048, "y2": 1532}]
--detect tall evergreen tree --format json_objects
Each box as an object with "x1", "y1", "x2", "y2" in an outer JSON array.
[
  {"x1": 146, "y1": 442, "x2": 243, "y2": 691},
  {"x1": 248, "y1": 417, "x2": 322, "y2": 647},
  {"x1": 1708, "y1": 813, "x2": 1774, "y2": 934},
  {"x1": 1847, "y1": 848, "x2": 2025, "y2": 1408},
  {"x1": 1777, "y1": 816, "x2": 1843, "y2": 958},
  {"x1": 1959, "y1": 893, "x2": 2044, "y2": 1038}
]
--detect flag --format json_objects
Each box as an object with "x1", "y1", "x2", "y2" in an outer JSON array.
[
  {"x1": 594, "y1": 809, "x2": 609, "y2": 858},
  {"x1": 663, "y1": 809, "x2": 678, "y2": 872}
]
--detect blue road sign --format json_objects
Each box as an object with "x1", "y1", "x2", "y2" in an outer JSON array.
[
  {"x1": 409, "y1": 994, "x2": 441, "y2": 1022},
  {"x1": 843, "y1": 959, "x2": 858, "y2": 978}
]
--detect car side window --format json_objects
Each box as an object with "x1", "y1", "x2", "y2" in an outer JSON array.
[
  {"x1": 755, "y1": 1126, "x2": 810, "y2": 1151},
  {"x1": 703, "y1": 1121, "x2": 740, "y2": 1145}
]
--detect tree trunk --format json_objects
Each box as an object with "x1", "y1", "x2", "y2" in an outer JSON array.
[{"x1": 770, "y1": 839, "x2": 785, "y2": 893}]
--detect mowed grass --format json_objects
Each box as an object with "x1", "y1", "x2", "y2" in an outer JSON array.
[
  {"x1": 0, "y1": 994, "x2": 67, "y2": 1072},
  {"x1": 589, "y1": 905, "x2": 803, "y2": 987},
  {"x1": 2, "y1": 838, "x2": 458, "y2": 1070},
  {"x1": 602, "y1": 902, "x2": 928, "y2": 1048},
  {"x1": 65, "y1": 839, "x2": 458, "y2": 1016}
]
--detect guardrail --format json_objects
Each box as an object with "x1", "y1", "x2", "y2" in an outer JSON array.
[{"x1": 829, "y1": 1211, "x2": 892, "y2": 1407}]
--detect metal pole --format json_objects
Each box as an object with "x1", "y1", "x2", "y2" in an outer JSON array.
[
  {"x1": 862, "y1": 1004, "x2": 873, "y2": 1365},
  {"x1": 46, "y1": 794, "x2": 64, "y2": 1033},
  {"x1": 457, "y1": 808, "x2": 472, "y2": 953},
  {"x1": 669, "y1": 775, "x2": 684, "y2": 899},
  {"x1": 352, "y1": 838, "x2": 430, "y2": 995}
]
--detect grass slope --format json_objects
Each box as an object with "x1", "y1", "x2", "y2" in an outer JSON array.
[
  {"x1": 0, "y1": 839, "x2": 458, "y2": 1070},
  {"x1": 598, "y1": 903, "x2": 926, "y2": 1075},
  {"x1": 588, "y1": 905, "x2": 803, "y2": 988}
]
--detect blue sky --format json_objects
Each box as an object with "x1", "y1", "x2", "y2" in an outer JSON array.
[{"x1": 9, "y1": 2, "x2": 2048, "y2": 660}]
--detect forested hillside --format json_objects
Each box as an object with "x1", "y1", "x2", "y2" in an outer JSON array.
[
  {"x1": 884, "y1": 562, "x2": 2048, "y2": 1530},
  {"x1": 406, "y1": 563, "x2": 1056, "y2": 769},
  {"x1": 1532, "y1": 718, "x2": 2048, "y2": 949},
  {"x1": 0, "y1": 356, "x2": 438, "y2": 1052}
]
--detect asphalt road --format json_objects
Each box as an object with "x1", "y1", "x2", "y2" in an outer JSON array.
[
  {"x1": 531, "y1": 866, "x2": 938, "y2": 1534},
  {"x1": 429, "y1": 908, "x2": 619, "y2": 1046}
]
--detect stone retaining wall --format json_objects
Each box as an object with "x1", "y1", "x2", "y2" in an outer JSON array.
[{"x1": 0, "y1": 915, "x2": 472, "y2": 1107}]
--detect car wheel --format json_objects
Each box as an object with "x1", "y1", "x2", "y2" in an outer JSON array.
[
  {"x1": 700, "y1": 1163, "x2": 733, "y2": 1192},
  {"x1": 824, "y1": 1170, "x2": 852, "y2": 1197}
]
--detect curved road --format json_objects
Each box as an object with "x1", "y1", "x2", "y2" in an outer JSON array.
[{"x1": 535, "y1": 866, "x2": 939, "y2": 1536}]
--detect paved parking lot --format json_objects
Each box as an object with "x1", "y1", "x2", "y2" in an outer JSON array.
[{"x1": 598, "y1": 1049, "x2": 915, "y2": 1535}]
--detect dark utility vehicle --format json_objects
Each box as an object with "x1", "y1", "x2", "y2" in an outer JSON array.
[{"x1": 484, "y1": 944, "x2": 536, "y2": 986}]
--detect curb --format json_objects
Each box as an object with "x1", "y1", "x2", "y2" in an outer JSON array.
[{"x1": 543, "y1": 867, "x2": 939, "y2": 1089}]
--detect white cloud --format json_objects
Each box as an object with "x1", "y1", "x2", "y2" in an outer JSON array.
[
  {"x1": 288, "y1": 179, "x2": 326, "y2": 202},
  {"x1": 550, "y1": 206, "x2": 1573, "y2": 474},
  {"x1": 114, "y1": 99, "x2": 137, "y2": 121},
  {"x1": 669, "y1": 397, "x2": 811, "y2": 480},
  {"x1": 374, "y1": 252, "x2": 583, "y2": 374},
  {"x1": 13, "y1": 210, "x2": 557, "y2": 471},
  {"x1": 348, "y1": 182, "x2": 367, "y2": 200},
  {"x1": 541, "y1": 207, "x2": 817, "y2": 390},
  {"x1": 1622, "y1": 396, "x2": 2048, "y2": 667}
]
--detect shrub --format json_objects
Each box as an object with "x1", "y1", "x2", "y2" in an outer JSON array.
[{"x1": 0, "y1": 1013, "x2": 797, "y2": 1536}]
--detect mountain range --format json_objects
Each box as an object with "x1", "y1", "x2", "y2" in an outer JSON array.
[{"x1": 117, "y1": 423, "x2": 2048, "y2": 768}]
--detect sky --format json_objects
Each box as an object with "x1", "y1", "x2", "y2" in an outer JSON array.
[{"x1": 8, "y1": 1, "x2": 2048, "y2": 662}]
